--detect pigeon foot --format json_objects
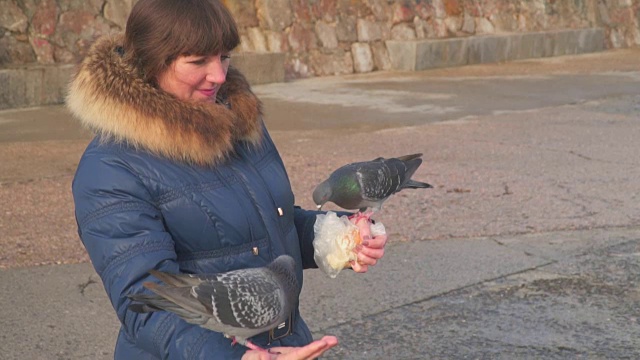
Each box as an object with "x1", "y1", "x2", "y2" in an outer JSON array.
[
  {"x1": 348, "y1": 210, "x2": 374, "y2": 225},
  {"x1": 230, "y1": 337, "x2": 266, "y2": 352}
]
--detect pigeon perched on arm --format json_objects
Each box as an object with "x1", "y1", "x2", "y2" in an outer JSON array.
[
  {"x1": 127, "y1": 255, "x2": 298, "y2": 352},
  {"x1": 312, "y1": 153, "x2": 432, "y2": 221}
]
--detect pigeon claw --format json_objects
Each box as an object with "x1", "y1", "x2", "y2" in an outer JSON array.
[
  {"x1": 348, "y1": 210, "x2": 374, "y2": 226},
  {"x1": 230, "y1": 337, "x2": 267, "y2": 352}
]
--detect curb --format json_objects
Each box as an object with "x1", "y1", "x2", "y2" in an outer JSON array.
[{"x1": 386, "y1": 28, "x2": 605, "y2": 71}]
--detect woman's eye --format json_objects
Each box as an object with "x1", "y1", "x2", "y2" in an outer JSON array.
[
  {"x1": 221, "y1": 54, "x2": 231, "y2": 61},
  {"x1": 188, "y1": 58, "x2": 206, "y2": 65}
]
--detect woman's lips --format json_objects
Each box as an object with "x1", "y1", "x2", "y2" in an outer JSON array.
[{"x1": 199, "y1": 88, "x2": 217, "y2": 97}]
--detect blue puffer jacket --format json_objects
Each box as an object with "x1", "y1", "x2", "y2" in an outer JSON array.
[{"x1": 67, "y1": 35, "x2": 323, "y2": 359}]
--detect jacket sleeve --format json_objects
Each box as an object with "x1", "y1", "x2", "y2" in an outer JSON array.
[
  {"x1": 72, "y1": 153, "x2": 247, "y2": 360},
  {"x1": 293, "y1": 207, "x2": 352, "y2": 269},
  {"x1": 293, "y1": 207, "x2": 322, "y2": 269}
]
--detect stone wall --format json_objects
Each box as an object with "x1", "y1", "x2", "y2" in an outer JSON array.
[{"x1": 1, "y1": 0, "x2": 639, "y2": 79}]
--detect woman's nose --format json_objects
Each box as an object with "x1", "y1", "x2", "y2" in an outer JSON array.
[{"x1": 206, "y1": 58, "x2": 227, "y2": 83}]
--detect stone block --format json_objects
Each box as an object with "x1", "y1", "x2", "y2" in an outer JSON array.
[
  {"x1": 256, "y1": 0, "x2": 293, "y2": 32},
  {"x1": 577, "y1": 28, "x2": 605, "y2": 53},
  {"x1": 247, "y1": 27, "x2": 268, "y2": 53},
  {"x1": 287, "y1": 23, "x2": 318, "y2": 52},
  {"x1": 505, "y1": 34, "x2": 524, "y2": 60},
  {"x1": 417, "y1": 37, "x2": 468, "y2": 70},
  {"x1": 222, "y1": 0, "x2": 259, "y2": 28},
  {"x1": 370, "y1": 41, "x2": 391, "y2": 71},
  {"x1": 232, "y1": 52, "x2": 285, "y2": 85},
  {"x1": 385, "y1": 40, "x2": 417, "y2": 71},
  {"x1": 0, "y1": 0, "x2": 29, "y2": 33},
  {"x1": 357, "y1": 19, "x2": 383, "y2": 42},
  {"x1": 315, "y1": 21, "x2": 338, "y2": 49},
  {"x1": 265, "y1": 31, "x2": 286, "y2": 52},
  {"x1": 351, "y1": 42, "x2": 374, "y2": 73},
  {"x1": 0, "y1": 36, "x2": 36, "y2": 65},
  {"x1": 468, "y1": 35, "x2": 510, "y2": 64},
  {"x1": 104, "y1": 0, "x2": 134, "y2": 29},
  {"x1": 390, "y1": 23, "x2": 417, "y2": 40},
  {"x1": 308, "y1": 48, "x2": 353, "y2": 76},
  {"x1": 517, "y1": 32, "x2": 545, "y2": 59},
  {"x1": 0, "y1": 64, "x2": 75, "y2": 110},
  {"x1": 0, "y1": 70, "x2": 25, "y2": 109},
  {"x1": 336, "y1": 15, "x2": 357, "y2": 42},
  {"x1": 542, "y1": 31, "x2": 556, "y2": 57},
  {"x1": 41, "y1": 65, "x2": 75, "y2": 104},
  {"x1": 553, "y1": 30, "x2": 574, "y2": 56}
]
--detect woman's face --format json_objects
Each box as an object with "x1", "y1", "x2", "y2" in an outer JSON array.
[{"x1": 157, "y1": 53, "x2": 230, "y2": 102}]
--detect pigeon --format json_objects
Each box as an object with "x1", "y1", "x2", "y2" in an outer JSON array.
[
  {"x1": 128, "y1": 255, "x2": 298, "y2": 351},
  {"x1": 313, "y1": 153, "x2": 432, "y2": 221}
]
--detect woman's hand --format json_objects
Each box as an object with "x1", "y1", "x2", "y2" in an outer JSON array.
[
  {"x1": 350, "y1": 217, "x2": 388, "y2": 273},
  {"x1": 241, "y1": 336, "x2": 338, "y2": 360}
]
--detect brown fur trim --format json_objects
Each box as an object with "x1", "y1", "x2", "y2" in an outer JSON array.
[{"x1": 66, "y1": 34, "x2": 263, "y2": 166}]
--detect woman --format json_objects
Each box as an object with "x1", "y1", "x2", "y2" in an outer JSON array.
[{"x1": 68, "y1": 0, "x2": 386, "y2": 359}]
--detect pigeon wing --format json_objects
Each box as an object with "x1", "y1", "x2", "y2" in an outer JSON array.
[
  {"x1": 355, "y1": 159, "x2": 404, "y2": 201},
  {"x1": 193, "y1": 269, "x2": 284, "y2": 330}
]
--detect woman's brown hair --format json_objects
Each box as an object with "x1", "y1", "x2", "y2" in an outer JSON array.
[{"x1": 123, "y1": 0, "x2": 240, "y2": 83}]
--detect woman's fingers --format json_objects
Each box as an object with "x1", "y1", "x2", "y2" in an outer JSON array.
[
  {"x1": 361, "y1": 234, "x2": 387, "y2": 249},
  {"x1": 353, "y1": 217, "x2": 371, "y2": 242},
  {"x1": 356, "y1": 234, "x2": 387, "y2": 265},
  {"x1": 357, "y1": 249, "x2": 383, "y2": 265},
  {"x1": 350, "y1": 215, "x2": 388, "y2": 272},
  {"x1": 304, "y1": 336, "x2": 339, "y2": 359},
  {"x1": 267, "y1": 336, "x2": 339, "y2": 359},
  {"x1": 350, "y1": 259, "x2": 367, "y2": 273}
]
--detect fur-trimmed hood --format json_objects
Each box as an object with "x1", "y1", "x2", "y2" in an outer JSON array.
[{"x1": 66, "y1": 34, "x2": 263, "y2": 166}]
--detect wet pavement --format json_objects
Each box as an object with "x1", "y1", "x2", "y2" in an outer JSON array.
[
  {"x1": 322, "y1": 229, "x2": 640, "y2": 359},
  {"x1": 1, "y1": 48, "x2": 639, "y2": 359}
]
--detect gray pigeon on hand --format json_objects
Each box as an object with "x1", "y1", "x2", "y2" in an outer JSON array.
[
  {"x1": 128, "y1": 255, "x2": 298, "y2": 351},
  {"x1": 313, "y1": 153, "x2": 432, "y2": 218}
]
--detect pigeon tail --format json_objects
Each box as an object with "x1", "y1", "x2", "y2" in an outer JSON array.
[
  {"x1": 141, "y1": 281, "x2": 211, "y2": 318},
  {"x1": 148, "y1": 269, "x2": 201, "y2": 287},
  {"x1": 128, "y1": 293, "x2": 174, "y2": 313},
  {"x1": 127, "y1": 291, "x2": 210, "y2": 325},
  {"x1": 395, "y1": 153, "x2": 423, "y2": 162},
  {"x1": 403, "y1": 179, "x2": 433, "y2": 189}
]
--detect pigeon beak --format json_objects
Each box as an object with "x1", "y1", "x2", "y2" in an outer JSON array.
[{"x1": 316, "y1": 204, "x2": 323, "y2": 210}]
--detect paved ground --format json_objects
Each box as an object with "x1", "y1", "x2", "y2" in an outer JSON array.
[{"x1": 1, "y1": 48, "x2": 639, "y2": 359}]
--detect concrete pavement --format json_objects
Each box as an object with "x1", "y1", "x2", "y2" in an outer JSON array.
[{"x1": 1, "y1": 48, "x2": 640, "y2": 359}]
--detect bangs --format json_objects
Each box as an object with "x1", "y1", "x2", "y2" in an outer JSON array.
[
  {"x1": 170, "y1": 0, "x2": 240, "y2": 57},
  {"x1": 124, "y1": 0, "x2": 241, "y2": 82}
]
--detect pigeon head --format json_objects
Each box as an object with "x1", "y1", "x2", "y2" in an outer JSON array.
[{"x1": 312, "y1": 180, "x2": 332, "y2": 210}]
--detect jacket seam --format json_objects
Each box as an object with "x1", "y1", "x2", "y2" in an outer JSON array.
[
  {"x1": 153, "y1": 179, "x2": 231, "y2": 206},
  {"x1": 79, "y1": 201, "x2": 158, "y2": 228},
  {"x1": 152, "y1": 313, "x2": 173, "y2": 357},
  {"x1": 177, "y1": 238, "x2": 268, "y2": 262},
  {"x1": 254, "y1": 148, "x2": 277, "y2": 170},
  {"x1": 102, "y1": 241, "x2": 175, "y2": 278},
  {"x1": 187, "y1": 330, "x2": 211, "y2": 360}
]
